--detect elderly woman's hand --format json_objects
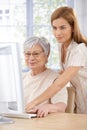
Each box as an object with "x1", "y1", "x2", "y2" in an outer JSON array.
[{"x1": 26, "y1": 104, "x2": 51, "y2": 118}]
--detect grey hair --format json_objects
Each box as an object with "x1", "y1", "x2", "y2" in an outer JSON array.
[{"x1": 23, "y1": 36, "x2": 50, "y2": 55}]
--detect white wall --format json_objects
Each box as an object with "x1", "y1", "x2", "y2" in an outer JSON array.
[{"x1": 74, "y1": 0, "x2": 87, "y2": 36}]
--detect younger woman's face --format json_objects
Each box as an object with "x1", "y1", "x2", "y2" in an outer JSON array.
[{"x1": 52, "y1": 17, "x2": 73, "y2": 46}]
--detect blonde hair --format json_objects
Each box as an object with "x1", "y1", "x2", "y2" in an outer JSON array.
[{"x1": 51, "y1": 6, "x2": 87, "y2": 46}]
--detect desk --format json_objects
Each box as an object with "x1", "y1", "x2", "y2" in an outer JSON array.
[{"x1": 0, "y1": 113, "x2": 87, "y2": 130}]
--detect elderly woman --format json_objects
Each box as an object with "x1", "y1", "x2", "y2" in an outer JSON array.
[{"x1": 23, "y1": 36, "x2": 67, "y2": 117}]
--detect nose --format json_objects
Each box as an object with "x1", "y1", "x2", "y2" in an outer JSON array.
[
  {"x1": 25, "y1": 54, "x2": 35, "y2": 61},
  {"x1": 29, "y1": 54, "x2": 35, "y2": 60},
  {"x1": 56, "y1": 29, "x2": 61, "y2": 35}
]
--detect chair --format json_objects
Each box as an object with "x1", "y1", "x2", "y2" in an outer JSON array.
[{"x1": 66, "y1": 86, "x2": 76, "y2": 113}]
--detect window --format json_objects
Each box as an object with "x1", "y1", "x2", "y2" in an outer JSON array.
[
  {"x1": 0, "y1": 0, "x2": 26, "y2": 42},
  {"x1": 0, "y1": 0, "x2": 26, "y2": 67},
  {"x1": 27, "y1": 0, "x2": 67, "y2": 70},
  {"x1": 0, "y1": 0, "x2": 70, "y2": 70}
]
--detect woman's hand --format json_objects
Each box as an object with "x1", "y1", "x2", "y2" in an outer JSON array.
[
  {"x1": 25, "y1": 101, "x2": 36, "y2": 112},
  {"x1": 26, "y1": 102, "x2": 66, "y2": 118},
  {"x1": 34, "y1": 104, "x2": 50, "y2": 118},
  {"x1": 26, "y1": 104, "x2": 50, "y2": 118}
]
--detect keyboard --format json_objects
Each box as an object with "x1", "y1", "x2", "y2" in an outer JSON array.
[{"x1": 2, "y1": 112, "x2": 37, "y2": 119}]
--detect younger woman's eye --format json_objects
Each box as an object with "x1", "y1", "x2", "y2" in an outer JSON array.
[
  {"x1": 52, "y1": 26, "x2": 57, "y2": 30},
  {"x1": 60, "y1": 26, "x2": 66, "y2": 30}
]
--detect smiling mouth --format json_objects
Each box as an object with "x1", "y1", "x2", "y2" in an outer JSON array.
[{"x1": 29, "y1": 62, "x2": 36, "y2": 65}]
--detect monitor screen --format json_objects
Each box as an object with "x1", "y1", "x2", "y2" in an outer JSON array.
[{"x1": 0, "y1": 42, "x2": 24, "y2": 114}]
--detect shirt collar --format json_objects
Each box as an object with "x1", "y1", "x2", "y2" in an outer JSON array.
[{"x1": 67, "y1": 40, "x2": 77, "y2": 51}]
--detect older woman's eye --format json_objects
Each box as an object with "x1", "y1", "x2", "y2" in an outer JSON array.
[
  {"x1": 25, "y1": 53, "x2": 31, "y2": 56},
  {"x1": 33, "y1": 53, "x2": 39, "y2": 56}
]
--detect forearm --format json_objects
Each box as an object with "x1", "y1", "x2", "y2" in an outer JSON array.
[
  {"x1": 48, "y1": 103, "x2": 67, "y2": 113},
  {"x1": 31, "y1": 66, "x2": 80, "y2": 106},
  {"x1": 27, "y1": 83, "x2": 62, "y2": 109},
  {"x1": 26, "y1": 67, "x2": 80, "y2": 110}
]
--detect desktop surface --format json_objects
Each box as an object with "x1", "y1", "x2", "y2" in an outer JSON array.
[{"x1": 0, "y1": 113, "x2": 87, "y2": 130}]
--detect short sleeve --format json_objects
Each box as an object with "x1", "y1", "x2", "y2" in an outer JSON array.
[
  {"x1": 66, "y1": 43, "x2": 87, "y2": 67},
  {"x1": 51, "y1": 87, "x2": 68, "y2": 105}
]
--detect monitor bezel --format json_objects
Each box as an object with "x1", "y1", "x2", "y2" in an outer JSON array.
[{"x1": 0, "y1": 42, "x2": 24, "y2": 113}]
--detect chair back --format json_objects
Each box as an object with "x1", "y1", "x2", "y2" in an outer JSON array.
[{"x1": 66, "y1": 86, "x2": 76, "y2": 113}]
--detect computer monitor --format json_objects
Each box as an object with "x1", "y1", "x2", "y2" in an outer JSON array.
[{"x1": 0, "y1": 42, "x2": 24, "y2": 123}]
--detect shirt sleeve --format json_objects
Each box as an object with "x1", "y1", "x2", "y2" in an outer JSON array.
[
  {"x1": 66, "y1": 43, "x2": 87, "y2": 67},
  {"x1": 51, "y1": 87, "x2": 68, "y2": 105}
]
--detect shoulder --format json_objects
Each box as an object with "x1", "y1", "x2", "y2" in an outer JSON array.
[
  {"x1": 73, "y1": 42, "x2": 86, "y2": 50},
  {"x1": 71, "y1": 42, "x2": 87, "y2": 55},
  {"x1": 66, "y1": 42, "x2": 87, "y2": 67},
  {"x1": 44, "y1": 68, "x2": 60, "y2": 81},
  {"x1": 47, "y1": 68, "x2": 60, "y2": 76},
  {"x1": 22, "y1": 71, "x2": 30, "y2": 79}
]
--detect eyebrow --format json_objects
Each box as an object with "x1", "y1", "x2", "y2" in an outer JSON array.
[
  {"x1": 52, "y1": 24, "x2": 68, "y2": 28},
  {"x1": 25, "y1": 50, "x2": 43, "y2": 53},
  {"x1": 60, "y1": 24, "x2": 69, "y2": 27}
]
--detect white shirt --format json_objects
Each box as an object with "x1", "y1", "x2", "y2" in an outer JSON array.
[
  {"x1": 61, "y1": 41, "x2": 87, "y2": 114},
  {"x1": 23, "y1": 69, "x2": 68, "y2": 106}
]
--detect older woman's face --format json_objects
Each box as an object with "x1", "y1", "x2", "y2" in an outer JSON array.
[{"x1": 24, "y1": 44, "x2": 48, "y2": 70}]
